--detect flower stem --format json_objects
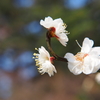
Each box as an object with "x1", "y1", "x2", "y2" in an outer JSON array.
[{"x1": 46, "y1": 31, "x2": 67, "y2": 62}]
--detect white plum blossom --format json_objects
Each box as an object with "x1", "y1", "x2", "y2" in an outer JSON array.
[
  {"x1": 40, "y1": 16, "x2": 69, "y2": 46},
  {"x1": 33, "y1": 46, "x2": 57, "y2": 77},
  {"x1": 64, "y1": 37, "x2": 100, "y2": 75}
]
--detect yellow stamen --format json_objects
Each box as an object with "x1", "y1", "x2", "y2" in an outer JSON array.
[
  {"x1": 33, "y1": 53, "x2": 37, "y2": 55},
  {"x1": 35, "y1": 48, "x2": 38, "y2": 50},
  {"x1": 75, "y1": 52, "x2": 88, "y2": 62},
  {"x1": 36, "y1": 60, "x2": 39, "y2": 62},
  {"x1": 63, "y1": 23, "x2": 67, "y2": 28}
]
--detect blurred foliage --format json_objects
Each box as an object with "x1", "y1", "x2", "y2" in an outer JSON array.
[
  {"x1": 1, "y1": 0, "x2": 100, "y2": 100},
  {"x1": 0, "y1": 0, "x2": 100, "y2": 59}
]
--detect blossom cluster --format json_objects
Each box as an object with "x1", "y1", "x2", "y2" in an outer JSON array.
[{"x1": 33, "y1": 16, "x2": 100, "y2": 77}]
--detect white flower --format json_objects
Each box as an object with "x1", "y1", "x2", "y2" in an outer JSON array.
[
  {"x1": 40, "y1": 16, "x2": 69, "y2": 46},
  {"x1": 64, "y1": 37, "x2": 100, "y2": 75},
  {"x1": 33, "y1": 46, "x2": 57, "y2": 77}
]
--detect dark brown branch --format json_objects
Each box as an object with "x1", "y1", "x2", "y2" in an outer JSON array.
[{"x1": 46, "y1": 31, "x2": 68, "y2": 62}]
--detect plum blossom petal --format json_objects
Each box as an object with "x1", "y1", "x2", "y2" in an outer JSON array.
[
  {"x1": 40, "y1": 16, "x2": 69, "y2": 46},
  {"x1": 57, "y1": 33, "x2": 68, "y2": 46},
  {"x1": 64, "y1": 53, "x2": 76, "y2": 62},
  {"x1": 90, "y1": 47, "x2": 100, "y2": 56},
  {"x1": 82, "y1": 56, "x2": 95, "y2": 74},
  {"x1": 33, "y1": 46, "x2": 57, "y2": 77},
  {"x1": 40, "y1": 16, "x2": 53, "y2": 28},
  {"x1": 39, "y1": 61, "x2": 56, "y2": 77},
  {"x1": 81, "y1": 37, "x2": 94, "y2": 53},
  {"x1": 68, "y1": 61, "x2": 83, "y2": 75},
  {"x1": 64, "y1": 53, "x2": 83, "y2": 75}
]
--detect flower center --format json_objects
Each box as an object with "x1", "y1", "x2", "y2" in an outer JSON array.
[
  {"x1": 75, "y1": 52, "x2": 88, "y2": 62},
  {"x1": 50, "y1": 56, "x2": 55, "y2": 63},
  {"x1": 49, "y1": 27, "x2": 59, "y2": 38}
]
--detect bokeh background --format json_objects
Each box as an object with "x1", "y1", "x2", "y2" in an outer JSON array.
[{"x1": 0, "y1": 0, "x2": 100, "y2": 100}]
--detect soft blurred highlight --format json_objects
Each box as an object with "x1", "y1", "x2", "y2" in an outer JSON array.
[{"x1": 0, "y1": 0, "x2": 100, "y2": 100}]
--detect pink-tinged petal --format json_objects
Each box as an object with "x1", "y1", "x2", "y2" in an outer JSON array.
[{"x1": 81, "y1": 37, "x2": 94, "y2": 53}]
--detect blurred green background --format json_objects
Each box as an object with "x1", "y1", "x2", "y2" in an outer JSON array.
[{"x1": 0, "y1": 0, "x2": 100, "y2": 100}]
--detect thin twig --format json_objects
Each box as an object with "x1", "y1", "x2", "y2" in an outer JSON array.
[{"x1": 46, "y1": 31, "x2": 68, "y2": 62}]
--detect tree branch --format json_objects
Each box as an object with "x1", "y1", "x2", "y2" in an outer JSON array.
[{"x1": 46, "y1": 31, "x2": 68, "y2": 62}]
